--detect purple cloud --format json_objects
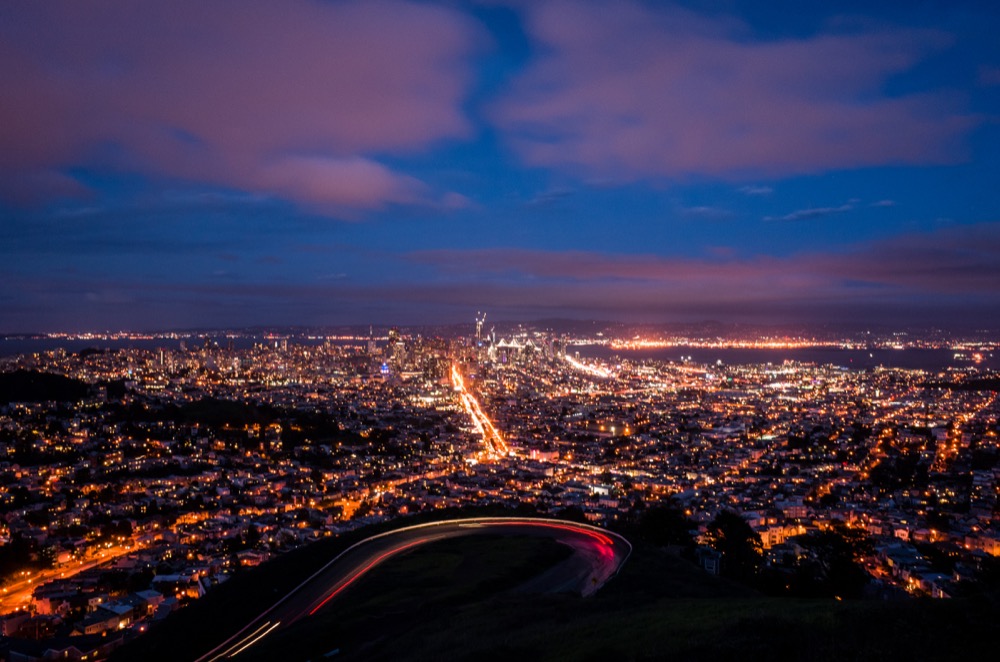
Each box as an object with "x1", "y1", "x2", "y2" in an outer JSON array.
[
  {"x1": 410, "y1": 222, "x2": 1000, "y2": 301},
  {"x1": 493, "y1": 0, "x2": 976, "y2": 180},
  {"x1": 251, "y1": 156, "x2": 426, "y2": 212},
  {"x1": 0, "y1": 0, "x2": 482, "y2": 211},
  {"x1": 5, "y1": 222, "x2": 998, "y2": 331}
]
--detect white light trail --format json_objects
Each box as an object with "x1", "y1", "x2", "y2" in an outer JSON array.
[
  {"x1": 206, "y1": 620, "x2": 281, "y2": 661},
  {"x1": 228, "y1": 621, "x2": 281, "y2": 658}
]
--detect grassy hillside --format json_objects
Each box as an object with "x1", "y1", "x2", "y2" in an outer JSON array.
[
  {"x1": 112, "y1": 520, "x2": 999, "y2": 662},
  {"x1": 245, "y1": 542, "x2": 998, "y2": 662}
]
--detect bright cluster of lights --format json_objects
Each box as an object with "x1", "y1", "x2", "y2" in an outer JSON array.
[
  {"x1": 563, "y1": 354, "x2": 614, "y2": 379},
  {"x1": 609, "y1": 337, "x2": 846, "y2": 351},
  {"x1": 451, "y1": 364, "x2": 509, "y2": 457}
]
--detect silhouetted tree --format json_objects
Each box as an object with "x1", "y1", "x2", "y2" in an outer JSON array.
[
  {"x1": 638, "y1": 505, "x2": 695, "y2": 548},
  {"x1": 705, "y1": 511, "x2": 763, "y2": 581}
]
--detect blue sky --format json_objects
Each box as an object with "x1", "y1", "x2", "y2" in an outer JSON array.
[{"x1": 1, "y1": 0, "x2": 999, "y2": 332}]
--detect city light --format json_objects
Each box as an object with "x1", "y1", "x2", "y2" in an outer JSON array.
[
  {"x1": 0, "y1": 322, "x2": 997, "y2": 656},
  {"x1": 563, "y1": 354, "x2": 614, "y2": 379},
  {"x1": 451, "y1": 363, "x2": 509, "y2": 457}
]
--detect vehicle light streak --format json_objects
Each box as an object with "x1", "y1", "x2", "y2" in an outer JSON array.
[
  {"x1": 451, "y1": 364, "x2": 509, "y2": 456},
  {"x1": 206, "y1": 620, "x2": 281, "y2": 661},
  {"x1": 197, "y1": 517, "x2": 631, "y2": 662},
  {"x1": 227, "y1": 621, "x2": 281, "y2": 658},
  {"x1": 491, "y1": 520, "x2": 615, "y2": 548},
  {"x1": 308, "y1": 540, "x2": 426, "y2": 616},
  {"x1": 563, "y1": 354, "x2": 614, "y2": 379}
]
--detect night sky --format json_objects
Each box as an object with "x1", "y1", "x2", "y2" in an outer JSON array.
[{"x1": 2, "y1": 0, "x2": 999, "y2": 332}]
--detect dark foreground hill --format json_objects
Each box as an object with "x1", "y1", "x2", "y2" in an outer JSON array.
[
  {"x1": 111, "y1": 515, "x2": 998, "y2": 662},
  {"x1": 0, "y1": 370, "x2": 90, "y2": 404}
]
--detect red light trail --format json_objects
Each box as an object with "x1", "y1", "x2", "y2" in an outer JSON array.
[
  {"x1": 308, "y1": 539, "x2": 426, "y2": 616},
  {"x1": 491, "y1": 519, "x2": 615, "y2": 547}
]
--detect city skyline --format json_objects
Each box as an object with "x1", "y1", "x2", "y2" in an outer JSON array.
[
  {"x1": 1, "y1": 322, "x2": 997, "y2": 659},
  {"x1": 3, "y1": 0, "x2": 1000, "y2": 332}
]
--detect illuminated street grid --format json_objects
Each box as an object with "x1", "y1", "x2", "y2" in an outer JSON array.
[{"x1": 0, "y1": 326, "x2": 997, "y2": 651}]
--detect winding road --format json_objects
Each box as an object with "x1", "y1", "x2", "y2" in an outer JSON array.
[{"x1": 196, "y1": 517, "x2": 631, "y2": 661}]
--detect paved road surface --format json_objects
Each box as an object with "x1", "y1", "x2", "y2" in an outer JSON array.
[{"x1": 197, "y1": 517, "x2": 631, "y2": 661}]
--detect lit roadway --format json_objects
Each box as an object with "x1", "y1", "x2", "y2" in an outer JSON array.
[
  {"x1": 451, "y1": 363, "x2": 509, "y2": 457},
  {"x1": 196, "y1": 517, "x2": 631, "y2": 661},
  {"x1": 563, "y1": 353, "x2": 615, "y2": 379},
  {"x1": 0, "y1": 539, "x2": 144, "y2": 614}
]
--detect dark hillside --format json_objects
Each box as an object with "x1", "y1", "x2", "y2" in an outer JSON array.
[{"x1": 0, "y1": 370, "x2": 90, "y2": 403}]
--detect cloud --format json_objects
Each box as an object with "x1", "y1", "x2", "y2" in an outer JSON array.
[
  {"x1": 680, "y1": 205, "x2": 732, "y2": 220},
  {"x1": 252, "y1": 156, "x2": 426, "y2": 212},
  {"x1": 764, "y1": 203, "x2": 854, "y2": 222},
  {"x1": 979, "y1": 66, "x2": 1000, "y2": 86},
  {"x1": 0, "y1": 0, "x2": 482, "y2": 210},
  {"x1": 0, "y1": 170, "x2": 92, "y2": 206},
  {"x1": 829, "y1": 222, "x2": 1000, "y2": 292},
  {"x1": 493, "y1": 0, "x2": 975, "y2": 180},
  {"x1": 525, "y1": 187, "x2": 575, "y2": 207},
  {"x1": 739, "y1": 185, "x2": 773, "y2": 196},
  {"x1": 764, "y1": 198, "x2": 894, "y2": 221},
  {"x1": 409, "y1": 221, "x2": 1000, "y2": 304},
  {"x1": 440, "y1": 192, "x2": 476, "y2": 210},
  {"x1": 6, "y1": 222, "x2": 998, "y2": 331}
]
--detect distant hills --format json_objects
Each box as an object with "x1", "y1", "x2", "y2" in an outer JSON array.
[
  {"x1": 922, "y1": 377, "x2": 1000, "y2": 392},
  {"x1": 4, "y1": 319, "x2": 995, "y2": 340},
  {"x1": 0, "y1": 370, "x2": 90, "y2": 404}
]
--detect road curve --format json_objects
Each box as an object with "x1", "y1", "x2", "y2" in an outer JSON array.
[{"x1": 196, "y1": 517, "x2": 631, "y2": 661}]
